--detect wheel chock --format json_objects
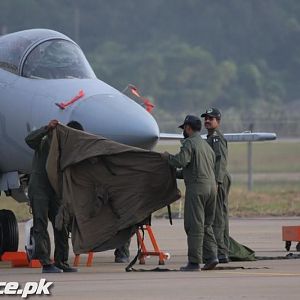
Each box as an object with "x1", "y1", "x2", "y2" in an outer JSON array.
[
  {"x1": 1, "y1": 252, "x2": 27, "y2": 267},
  {"x1": 28, "y1": 259, "x2": 42, "y2": 268},
  {"x1": 1, "y1": 251, "x2": 42, "y2": 268}
]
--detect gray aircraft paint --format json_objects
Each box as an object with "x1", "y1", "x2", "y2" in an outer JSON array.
[{"x1": 0, "y1": 29, "x2": 159, "y2": 177}]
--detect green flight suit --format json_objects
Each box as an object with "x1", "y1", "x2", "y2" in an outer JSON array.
[
  {"x1": 25, "y1": 126, "x2": 69, "y2": 266},
  {"x1": 168, "y1": 133, "x2": 217, "y2": 263},
  {"x1": 206, "y1": 129, "x2": 231, "y2": 259}
]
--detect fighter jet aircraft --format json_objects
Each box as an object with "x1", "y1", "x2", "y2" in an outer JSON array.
[{"x1": 0, "y1": 29, "x2": 276, "y2": 255}]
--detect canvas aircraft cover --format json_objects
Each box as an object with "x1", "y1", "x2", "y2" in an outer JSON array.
[{"x1": 46, "y1": 124, "x2": 180, "y2": 254}]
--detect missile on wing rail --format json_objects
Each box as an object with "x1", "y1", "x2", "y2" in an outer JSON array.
[{"x1": 159, "y1": 132, "x2": 277, "y2": 142}]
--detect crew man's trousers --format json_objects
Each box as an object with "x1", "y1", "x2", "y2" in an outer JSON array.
[
  {"x1": 29, "y1": 182, "x2": 69, "y2": 266},
  {"x1": 184, "y1": 182, "x2": 217, "y2": 264},
  {"x1": 213, "y1": 173, "x2": 231, "y2": 259}
]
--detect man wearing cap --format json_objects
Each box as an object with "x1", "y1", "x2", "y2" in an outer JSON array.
[
  {"x1": 162, "y1": 115, "x2": 218, "y2": 271},
  {"x1": 201, "y1": 108, "x2": 231, "y2": 263}
]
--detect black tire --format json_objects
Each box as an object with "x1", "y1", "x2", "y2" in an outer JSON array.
[
  {"x1": 0, "y1": 209, "x2": 19, "y2": 255},
  {"x1": 285, "y1": 241, "x2": 291, "y2": 252}
]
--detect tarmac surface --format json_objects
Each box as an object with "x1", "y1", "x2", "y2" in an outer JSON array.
[{"x1": 1, "y1": 217, "x2": 300, "y2": 299}]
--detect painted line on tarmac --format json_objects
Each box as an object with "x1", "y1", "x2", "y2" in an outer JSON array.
[{"x1": 217, "y1": 271, "x2": 300, "y2": 277}]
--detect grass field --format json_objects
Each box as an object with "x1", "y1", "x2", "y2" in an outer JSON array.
[
  {"x1": 155, "y1": 140, "x2": 300, "y2": 173},
  {"x1": 155, "y1": 139, "x2": 300, "y2": 217},
  {"x1": 1, "y1": 140, "x2": 299, "y2": 220}
]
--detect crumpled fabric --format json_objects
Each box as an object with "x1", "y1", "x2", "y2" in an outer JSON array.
[
  {"x1": 46, "y1": 124, "x2": 180, "y2": 254},
  {"x1": 229, "y1": 236, "x2": 256, "y2": 261}
]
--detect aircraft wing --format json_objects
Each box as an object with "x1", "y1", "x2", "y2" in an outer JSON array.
[{"x1": 159, "y1": 132, "x2": 277, "y2": 142}]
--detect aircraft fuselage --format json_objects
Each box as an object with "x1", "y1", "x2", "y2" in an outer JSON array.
[{"x1": 0, "y1": 29, "x2": 159, "y2": 177}]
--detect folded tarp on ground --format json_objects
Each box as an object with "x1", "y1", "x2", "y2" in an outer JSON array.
[{"x1": 46, "y1": 124, "x2": 181, "y2": 254}]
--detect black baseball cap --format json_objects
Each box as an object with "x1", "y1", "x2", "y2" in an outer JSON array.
[
  {"x1": 201, "y1": 108, "x2": 221, "y2": 119},
  {"x1": 179, "y1": 115, "x2": 202, "y2": 130}
]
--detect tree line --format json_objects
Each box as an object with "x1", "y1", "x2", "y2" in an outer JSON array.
[{"x1": 1, "y1": 0, "x2": 300, "y2": 135}]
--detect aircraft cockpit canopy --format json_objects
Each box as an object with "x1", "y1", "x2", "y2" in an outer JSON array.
[
  {"x1": 22, "y1": 40, "x2": 96, "y2": 79},
  {"x1": 0, "y1": 29, "x2": 96, "y2": 79},
  {"x1": 0, "y1": 30, "x2": 33, "y2": 74}
]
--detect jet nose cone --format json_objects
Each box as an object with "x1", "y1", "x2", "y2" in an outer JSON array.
[{"x1": 71, "y1": 94, "x2": 159, "y2": 149}]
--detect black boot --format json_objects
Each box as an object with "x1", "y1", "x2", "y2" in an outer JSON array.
[
  {"x1": 42, "y1": 264, "x2": 63, "y2": 273},
  {"x1": 114, "y1": 256, "x2": 130, "y2": 263},
  {"x1": 180, "y1": 262, "x2": 200, "y2": 271},
  {"x1": 55, "y1": 263, "x2": 78, "y2": 272},
  {"x1": 218, "y1": 255, "x2": 229, "y2": 264},
  {"x1": 202, "y1": 258, "x2": 219, "y2": 270}
]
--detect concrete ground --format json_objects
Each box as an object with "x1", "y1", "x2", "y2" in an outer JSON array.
[{"x1": 1, "y1": 217, "x2": 300, "y2": 299}]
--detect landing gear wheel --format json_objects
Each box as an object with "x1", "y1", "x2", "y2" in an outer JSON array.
[{"x1": 0, "y1": 209, "x2": 19, "y2": 256}]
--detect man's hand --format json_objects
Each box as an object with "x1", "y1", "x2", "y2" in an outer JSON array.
[
  {"x1": 161, "y1": 151, "x2": 170, "y2": 160},
  {"x1": 47, "y1": 119, "x2": 59, "y2": 130}
]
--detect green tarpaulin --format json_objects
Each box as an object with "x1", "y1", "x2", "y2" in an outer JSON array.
[
  {"x1": 229, "y1": 236, "x2": 256, "y2": 261},
  {"x1": 47, "y1": 125, "x2": 181, "y2": 254}
]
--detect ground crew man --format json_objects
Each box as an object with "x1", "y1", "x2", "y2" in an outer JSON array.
[
  {"x1": 25, "y1": 120, "x2": 78, "y2": 273},
  {"x1": 163, "y1": 115, "x2": 218, "y2": 271},
  {"x1": 201, "y1": 108, "x2": 231, "y2": 263}
]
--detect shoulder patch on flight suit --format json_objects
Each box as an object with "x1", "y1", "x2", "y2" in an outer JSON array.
[
  {"x1": 212, "y1": 135, "x2": 219, "y2": 143},
  {"x1": 211, "y1": 131, "x2": 220, "y2": 144}
]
